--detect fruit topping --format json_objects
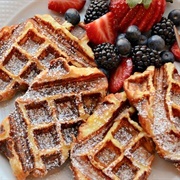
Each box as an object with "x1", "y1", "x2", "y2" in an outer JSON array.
[
  {"x1": 168, "y1": 9, "x2": 180, "y2": 26},
  {"x1": 84, "y1": 0, "x2": 109, "y2": 24},
  {"x1": 47, "y1": 0, "x2": 179, "y2": 94},
  {"x1": 109, "y1": 0, "x2": 166, "y2": 32},
  {"x1": 93, "y1": 43, "x2": 120, "y2": 70},
  {"x1": 147, "y1": 35, "x2": 165, "y2": 51},
  {"x1": 160, "y1": 50, "x2": 175, "y2": 63},
  {"x1": 64, "y1": 8, "x2": 80, "y2": 25},
  {"x1": 116, "y1": 37, "x2": 131, "y2": 56},
  {"x1": 109, "y1": 57, "x2": 133, "y2": 93},
  {"x1": 125, "y1": 25, "x2": 141, "y2": 43},
  {"x1": 85, "y1": 12, "x2": 117, "y2": 45},
  {"x1": 131, "y1": 45, "x2": 163, "y2": 72},
  {"x1": 48, "y1": 0, "x2": 86, "y2": 14},
  {"x1": 151, "y1": 17, "x2": 175, "y2": 46},
  {"x1": 137, "y1": 34, "x2": 148, "y2": 45},
  {"x1": 171, "y1": 42, "x2": 180, "y2": 61}
]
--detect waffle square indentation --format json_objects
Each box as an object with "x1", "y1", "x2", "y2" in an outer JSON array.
[
  {"x1": 26, "y1": 101, "x2": 52, "y2": 125},
  {"x1": 34, "y1": 125, "x2": 60, "y2": 150},
  {"x1": 82, "y1": 93, "x2": 101, "y2": 115},
  {"x1": 61, "y1": 122, "x2": 81, "y2": 145},
  {"x1": 112, "y1": 157, "x2": 138, "y2": 180},
  {"x1": 42, "y1": 153, "x2": 61, "y2": 171},
  {"x1": 55, "y1": 97, "x2": 79, "y2": 122},
  {"x1": 113, "y1": 118, "x2": 139, "y2": 146},
  {"x1": 20, "y1": 62, "x2": 41, "y2": 84},
  {"x1": 94, "y1": 141, "x2": 121, "y2": 168},
  {"x1": 0, "y1": 69, "x2": 12, "y2": 90},
  {"x1": 3, "y1": 48, "x2": 28, "y2": 75},
  {"x1": 18, "y1": 30, "x2": 45, "y2": 56},
  {"x1": 38, "y1": 46, "x2": 61, "y2": 68}
]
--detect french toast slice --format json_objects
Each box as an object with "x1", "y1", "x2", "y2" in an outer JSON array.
[{"x1": 124, "y1": 63, "x2": 180, "y2": 170}]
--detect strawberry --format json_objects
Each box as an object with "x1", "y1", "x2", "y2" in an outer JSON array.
[
  {"x1": 109, "y1": 0, "x2": 166, "y2": 32},
  {"x1": 48, "y1": 0, "x2": 86, "y2": 14},
  {"x1": 109, "y1": 57, "x2": 133, "y2": 93},
  {"x1": 171, "y1": 42, "x2": 180, "y2": 62},
  {"x1": 85, "y1": 12, "x2": 117, "y2": 45}
]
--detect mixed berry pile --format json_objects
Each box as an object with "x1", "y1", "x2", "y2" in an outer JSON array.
[{"x1": 48, "y1": 0, "x2": 180, "y2": 93}]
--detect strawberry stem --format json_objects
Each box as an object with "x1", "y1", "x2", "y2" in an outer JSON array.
[{"x1": 126, "y1": 0, "x2": 152, "y2": 9}]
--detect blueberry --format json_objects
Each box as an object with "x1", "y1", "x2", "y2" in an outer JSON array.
[
  {"x1": 125, "y1": 25, "x2": 141, "y2": 43},
  {"x1": 168, "y1": 9, "x2": 180, "y2": 26},
  {"x1": 147, "y1": 35, "x2": 165, "y2": 51},
  {"x1": 137, "y1": 35, "x2": 148, "y2": 45},
  {"x1": 116, "y1": 38, "x2": 132, "y2": 56},
  {"x1": 116, "y1": 33, "x2": 126, "y2": 41},
  {"x1": 160, "y1": 51, "x2": 175, "y2": 63},
  {"x1": 65, "y1": 8, "x2": 80, "y2": 25}
]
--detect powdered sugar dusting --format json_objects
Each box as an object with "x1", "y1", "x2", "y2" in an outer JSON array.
[
  {"x1": 34, "y1": 127, "x2": 60, "y2": 150},
  {"x1": 0, "y1": 78, "x2": 10, "y2": 90},
  {"x1": 56, "y1": 100, "x2": 78, "y2": 122},
  {"x1": 62, "y1": 124, "x2": 80, "y2": 145},
  {"x1": 26, "y1": 103, "x2": 52, "y2": 125},
  {"x1": 22, "y1": 67, "x2": 40, "y2": 84},
  {"x1": 153, "y1": 90, "x2": 171, "y2": 135},
  {"x1": 21, "y1": 39, "x2": 42, "y2": 56},
  {"x1": 114, "y1": 164, "x2": 136, "y2": 180},
  {"x1": 42, "y1": 154, "x2": 61, "y2": 171},
  {"x1": 131, "y1": 146, "x2": 151, "y2": 166},
  {"x1": 40, "y1": 53, "x2": 55, "y2": 68},
  {"x1": 23, "y1": 79, "x2": 102, "y2": 101},
  {"x1": 157, "y1": 133, "x2": 180, "y2": 154},
  {"x1": 171, "y1": 91, "x2": 180, "y2": 106},
  {"x1": 10, "y1": 108, "x2": 34, "y2": 171},
  {"x1": 133, "y1": 66, "x2": 180, "y2": 160},
  {"x1": 114, "y1": 127, "x2": 133, "y2": 146},
  {"x1": 96, "y1": 147, "x2": 118, "y2": 166},
  {"x1": 4, "y1": 54, "x2": 27, "y2": 75}
]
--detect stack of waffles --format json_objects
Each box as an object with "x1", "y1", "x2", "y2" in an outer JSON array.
[
  {"x1": 0, "y1": 13, "x2": 179, "y2": 180},
  {"x1": 0, "y1": 14, "x2": 109, "y2": 179},
  {"x1": 0, "y1": 58, "x2": 108, "y2": 179},
  {"x1": 71, "y1": 93, "x2": 155, "y2": 180},
  {"x1": 0, "y1": 14, "x2": 96, "y2": 102},
  {"x1": 124, "y1": 63, "x2": 180, "y2": 171}
]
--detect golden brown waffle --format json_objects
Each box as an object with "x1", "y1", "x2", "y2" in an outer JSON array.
[
  {"x1": 0, "y1": 14, "x2": 96, "y2": 102},
  {"x1": 124, "y1": 63, "x2": 180, "y2": 170},
  {"x1": 71, "y1": 93, "x2": 155, "y2": 180},
  {"x1": 0, "y1": 58, "x2": 107, "y2": 180}
]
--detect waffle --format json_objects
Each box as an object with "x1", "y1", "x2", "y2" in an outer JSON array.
[
  {"x1": 0, "y1": 57, "x2": 108, "y2": 180},
  {"x1": 71, "y1": 92, "x2": 155, "y2": 180},
  {"x1": 0, "y1": 14, "x2": 96, "y2": 102},
  {"x1": 124, "y1": 63, "x2": 180, "y2": 169}
]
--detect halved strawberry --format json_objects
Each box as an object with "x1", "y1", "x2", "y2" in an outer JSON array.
[
  {"x1": 48, "y1": 0, "x2": 86, "y2": 14},
  {"x1": 171, "y1": 42, "x2": 180, "y2": 62},
  {"x1": 110, "y1": 0, "x2": 166, "y2": 32},
  {"x1": 109, "y1": 57, "x2": 133, "y2": 93},
  {"x1": 85, "y1": 12, "x2": 117, "y2": 45}
]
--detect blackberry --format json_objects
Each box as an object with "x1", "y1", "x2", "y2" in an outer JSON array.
[
  {"x1": 131, "y1": 45, "x2": 163, "y2": 72},
  {"x1": 84, "y1": 0, "x2": 109, "y2": 24},
  {"x1": 152, "y1": 17, "x2": 175, "y2": 46},
  {"x1": 93, "y1": 43, "x2": 120, "y2": 70}
]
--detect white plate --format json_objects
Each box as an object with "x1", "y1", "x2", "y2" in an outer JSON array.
[{"x1": 0, "y1": 0, "x2": 180, "y2": 179}]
